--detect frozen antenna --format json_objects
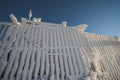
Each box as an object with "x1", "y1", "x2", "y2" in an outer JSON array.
[{"x1": 29, "y1": 10, "x2": 32, "y2": 20}]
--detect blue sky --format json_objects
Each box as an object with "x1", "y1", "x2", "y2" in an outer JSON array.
[{"x1": 0, "y1": 0, "x2": 120, "y2": 37}]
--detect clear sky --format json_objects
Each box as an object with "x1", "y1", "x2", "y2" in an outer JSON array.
[{"x1": 0, "y1": 0, "x2": 120, "y2": 37}]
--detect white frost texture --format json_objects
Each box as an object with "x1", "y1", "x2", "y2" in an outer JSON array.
[{"x1": 0, "y1": 22, "x2": 120, "y2": 80}]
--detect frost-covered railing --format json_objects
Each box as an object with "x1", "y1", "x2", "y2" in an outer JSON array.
[{"x1": 0, "y1": 22, "x2": 120, "y2": 80}]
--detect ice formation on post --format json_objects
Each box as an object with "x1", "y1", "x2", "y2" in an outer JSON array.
[{"x1": 0, "y1": 12, "x2": 120, "y2": 80}]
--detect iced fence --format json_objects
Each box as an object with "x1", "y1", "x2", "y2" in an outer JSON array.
[{"x1": 0, "y1": 22, "x2": 120, "y2": 80}]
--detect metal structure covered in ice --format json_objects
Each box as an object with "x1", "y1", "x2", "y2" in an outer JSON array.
[{"x1": 0, "y1": 14, "x2": 120, "y2": 80}]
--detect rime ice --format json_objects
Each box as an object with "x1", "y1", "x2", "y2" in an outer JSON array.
[{"x1": 0, "y1": 13, "x2": 120, "y2": 80}]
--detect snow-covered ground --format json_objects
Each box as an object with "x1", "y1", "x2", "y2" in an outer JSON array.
[{"x1": 0, "y1": 22, "x2": 120, "y2": 80}]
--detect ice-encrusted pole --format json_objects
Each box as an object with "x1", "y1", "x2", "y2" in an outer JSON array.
[
  {"x1": 62, "y1": 21, "x2": 67, "y2": 27},
  {"x1": 67, "y1": 28, "x2": 79, "y2": 75},
  {"x1": 33, "y1": 18, "x2": 41, "y2": 22},
  {"x1": 27, "y1": 48, "x2": 36, "y2": 80},
  {"x1": 89, "y1": 48, "x2": 103, "y2": 80},
  {"x1": 9, "y1": 14, "x2": 20, "y2": 26},
  {"x1": 76, "y1": 24, "x2": 88, "y2": 33}
]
